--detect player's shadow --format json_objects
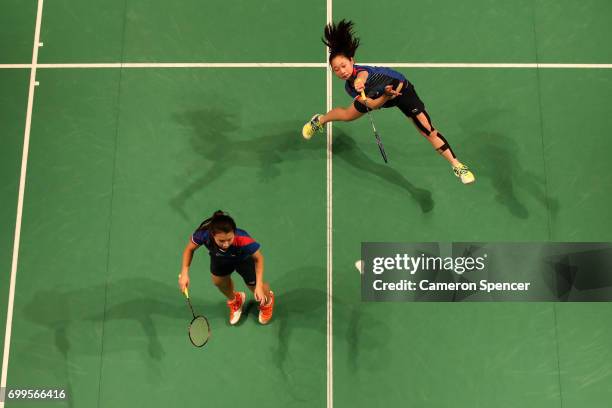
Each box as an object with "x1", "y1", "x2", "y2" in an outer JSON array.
[
  {"x1": 264, "y1": 265, "x2": 392, "y2": 399},
  {"x1": 332, "y1": 129, "x2": 434, "y2": 213},
  {"x1": 20, "y1": 273, "x2": 390, "y2": 402},
  {"x1": 460, "y1": 111, "x2": 559, "y2": 219},
  {"x1": 255, "y1": 266, "x2": 327, "y2": 402},
  {"x1": 265, "y1": 267, "x2": 327, "y2": 368},
  {"x1": 170, "y1": 107, "x2": 323, "y2": 219},
  {"x1": 343, "y1": 303, "x2": 393, "y2": 373},
  {"x1": 22, "y1": 278, "x2": 230, "y2": 363},
  {"x1": 20, "y1": 278, "x2": 202, "y2": 406}
]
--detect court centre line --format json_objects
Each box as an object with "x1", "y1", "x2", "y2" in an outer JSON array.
[{"x1": 325, "y1": 2, "x2": 333, "y2": 408}]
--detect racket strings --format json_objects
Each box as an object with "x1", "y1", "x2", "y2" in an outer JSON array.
[{"x1": 189, "y1": 316, "x2": 210, "y2": 347}]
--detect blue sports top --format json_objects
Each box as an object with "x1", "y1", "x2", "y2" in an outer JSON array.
[
  {"x1": 345, "y1": 64, "x2": 407, "y2": 100},
  {"x1": 191, "y1": 228, "x2": 260, "y2": 259}
]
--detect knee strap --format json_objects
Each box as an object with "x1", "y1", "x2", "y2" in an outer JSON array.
[
  {"x1": 435, "y1": 133, "x2": 456, "y2": 159},
  {"x1": 411, "y1": 112, "x2": 457, "y2": 159},
  {"x1": 412, "y1": 116, "x2": 433, "y2": 135}
]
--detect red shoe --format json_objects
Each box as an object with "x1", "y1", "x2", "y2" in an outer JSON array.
[
  {"x1": 227, "y1": 292, "x2": 245, "y2": 325},
  {"x1": 258, "y1": 291, "x2": 275, "y2": 325}
]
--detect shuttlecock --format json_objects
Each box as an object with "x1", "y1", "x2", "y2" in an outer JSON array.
[{"x1": 355, "y1": 260, "x2": 363, "y2": 275}]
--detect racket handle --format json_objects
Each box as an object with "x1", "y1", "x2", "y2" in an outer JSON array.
[
  {"x1": 179, "y1": 274, "x2": 190, "y2": 298},
  {"x1": 360, "y1": 90, "x2": 366, "y2": 101}
]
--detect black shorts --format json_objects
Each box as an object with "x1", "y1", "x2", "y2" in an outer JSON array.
[
  {"x1": 353, "y1": 80, "x2": 426, "y2": 118},
  {"x1": 210, "y1": 255, "x2": 256, "y2": 286}
]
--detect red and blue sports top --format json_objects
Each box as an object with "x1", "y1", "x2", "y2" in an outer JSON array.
[
  {"x1": 191, "y1": 228, "x2": 260, "y2": 259},
  {"x1": 345, "y1": 64, "x2": 408, "y2": 100}
]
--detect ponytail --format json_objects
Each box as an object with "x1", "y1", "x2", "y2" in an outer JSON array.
[
  {"x1": 197, "y1": 210, "x2": 236, "y2": 236},
  {"x1": 322, "y1": 19, "x2": 360, "y2": 63}
]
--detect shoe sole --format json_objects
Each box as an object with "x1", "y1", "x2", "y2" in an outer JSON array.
[
  {"x1": 259, "y1": 312, "x2": 272, "y2": 325},
  {"x1": 302, "y1": 125, "x2": 313, "y2": 140},
  {"x1": 229, "y1": 293, "x2": 245, "y2": 325},
  {"x1": 230, "y1": 310, "x2": 242, "y2": 325},
  {"x1": 302, "y1": 115, "x2": 323, "y2": 140},
  {"x1": 258, "y1": 292, "x2": 274, "y2": 325},
  {"x1": 454, "y1": 170, "x2": 475, "y2": 185},
  {"x1": 461, "y1": 174, "x2": 476, "y2": 184}
]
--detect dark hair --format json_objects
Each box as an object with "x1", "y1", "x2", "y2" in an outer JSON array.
[
  {"x1": 197, "y1": 210, "x2": 236, "y2": 236},
  {"x1": 322, "y1": 19, "x2": 360, "y2": 63}
]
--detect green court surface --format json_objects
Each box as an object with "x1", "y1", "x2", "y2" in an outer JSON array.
[
  {"x1": 1, "y1": 1, "x2": 612, "y2": 407},
  {"x1": 37, "y1": 0, "x2": 325, "y2": 63},
  {"x1": 335, "y1": 0, "x2": 612, "y2": 63},
  {"x1": 0, "y1": 0, "x2": 37, "y2": 64}
]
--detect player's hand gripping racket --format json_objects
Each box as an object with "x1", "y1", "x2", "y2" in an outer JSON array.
[
  {"x1": 182, "y1": 287, "x2": 210, "y2": 347},
  {"x1": 361, "y1": 91, "x2": 388, "y2": 163}
]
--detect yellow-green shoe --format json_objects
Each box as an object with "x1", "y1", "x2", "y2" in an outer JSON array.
[
  {"x1": 453, "y1": 163, "x2": 475, "y2": 184},
  {"x1": 302, "y1": 114, "x2": 324, "y2": 140}
]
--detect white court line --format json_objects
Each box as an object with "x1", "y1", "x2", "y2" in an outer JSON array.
[
  {"x1": 1, "y1": 0, "x2": 45, "y2": 407},
  {"x1": 0, "y1": 64, "x2": 32, "y2": 69},
  {"x1": 0, "y1": 62, "x2": 327, "y2": 69},
  {"x1": 325, "y1": 4, "x2": 333, "y2": 408},
  {"x1": 2, "y1": 62, "x2": 612, "y2": 69},
  {"x1": 371, "y1": 62, "x2": 612, "y2": 69}
]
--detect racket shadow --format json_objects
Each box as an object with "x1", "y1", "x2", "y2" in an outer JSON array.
[{"x1": 333, "y1": 129, "x2": 434, "y2": 213}]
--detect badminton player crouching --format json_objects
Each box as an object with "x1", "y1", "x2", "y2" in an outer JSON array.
[{"x1": 179, "y1": 211, "x2": 275, "y2": 325}]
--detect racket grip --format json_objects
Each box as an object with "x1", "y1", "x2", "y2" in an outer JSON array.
[
  {"x1": 360, "y1": 91, "x2": 366, "y2": 101},
  {"x1": 183, "y1": 287, "x2": 189, "y2": 299}
]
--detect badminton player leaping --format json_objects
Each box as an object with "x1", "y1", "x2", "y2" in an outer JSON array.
[
  {"x1": 302, "y1": 19, "x2": 475, "y2": 184},
  {"x1": 179, "y1": 211, "x2": 275, "y2": 325}
]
